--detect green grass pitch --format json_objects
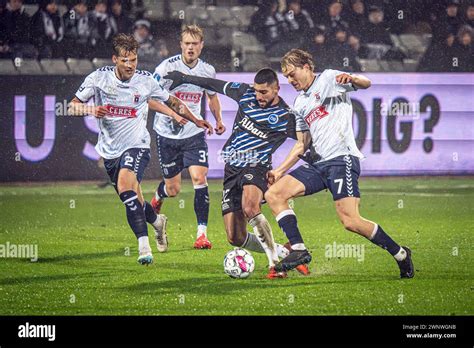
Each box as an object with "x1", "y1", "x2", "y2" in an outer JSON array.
[{"x1": 0, "y1": 177, "x2": 472, "y2": 315}]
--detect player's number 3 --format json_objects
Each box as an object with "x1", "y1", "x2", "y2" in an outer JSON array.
[{"x1": 199, "y1": 150, "x2": 207, "y2": 163}]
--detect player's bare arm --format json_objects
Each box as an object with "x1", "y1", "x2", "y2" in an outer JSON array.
[
  {"x1": 267, "y1": 131, "x2": 311, "y2": 185},
  {"x1": 335, "y1": 73, "x2": 371, "y2": 89},
  {"x1": 164, "y1": 95, "x2": 213, "y2": 135},
  {"x1": 147, "y1": 98, "x2": 188, "y2": 125},
  {"x1": 67, "y1": 97, "x2": 108, "y2": 118},
  {"x1": 207, "y1": 92, "x2": 226, "y2": 135}
]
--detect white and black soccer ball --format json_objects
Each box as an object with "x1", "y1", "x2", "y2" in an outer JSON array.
[{"x1": 223, "y1": 248, "x2": 255, "y2": 279}]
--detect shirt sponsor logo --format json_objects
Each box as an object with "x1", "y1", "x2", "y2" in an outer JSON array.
[
  {"x1": 104, "y1": 105, "x2": 137, "y2": 118},
  {"x1": 175, "y1": 91, "x2": 202, "y2": 103},
  {"x1": 305, "y1": 105, "x2": 329, "y2": 125},
  {"x1": 239, "y1": 117, "x2": 268, "y2": 139}
]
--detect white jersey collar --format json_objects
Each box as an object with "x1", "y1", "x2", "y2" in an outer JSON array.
[
  {"x1": 112, "y1": 67, "x2": 133, "y2": 84},
  {"x1": 179, "y1": 55, "x2": 201, "y2": 70},
  {"x1": 302, "y1": 73, "x2": 320, "y2": 96}
]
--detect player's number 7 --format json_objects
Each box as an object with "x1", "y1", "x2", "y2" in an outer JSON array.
[{"x1": 334, "y1": 178, "x2": 343, "y2": 195}]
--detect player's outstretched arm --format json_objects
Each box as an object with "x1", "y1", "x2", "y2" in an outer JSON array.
[
  {"x1": 148, "y1": 99, "x2": 188, "y2": 125},
  {"x1": 207, "y1": 93, "x2": 226, "y2": 135},
  {"x1": 336, "y1": 73, "x2": 371, "y2": 89},
  {"x1": 67, "y1": 97, "x2": 108, "y2": 118},
  {"x1": 267, "y1": 131, "x2": 311, "y2": 185},
  {"x1": 165, "y1": 95, "x2": 214, "y2": 135},
  {"x1": 164, "y1": 70, "x2": 229, "y2": 95}
]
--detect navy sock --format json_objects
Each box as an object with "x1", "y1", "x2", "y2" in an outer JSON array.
[
  {"x1": 143, "y1": 201, "x2": 157, "y2": 224},
  {"x1": 119, "y1": 190, "x2": 148, "y2": 239},
  {"x1": 277, "y1": 211, "x2": 304, "y2": 245},
  {"x1": 370, "y1": 225, "x2": 401, "y2": 256},
  {"x1": 156, "y1": 181, "x2": 168, "y2": 199},
  {"x1": 194, "y1": 185, "x2": 209, "y2": 226}
]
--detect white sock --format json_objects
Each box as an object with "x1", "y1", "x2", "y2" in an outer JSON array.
[
  {"x1": 138, "y1": 236, "x2": 151, "y2": 253},
  {"x1": 394, "y1": 247, "x2": 407, "y2": 261},
  {"x1": 276, "y1": 243, "x2": 290, "y2": 258},
  {"x1": 249, "y1": 214, "x2": 279, "y2": 267},
  {"x1": 197, "y1": 224, "x2": 207, "y2": 237},
  {"x1": 241, "y1": 232, "x2": 265, "y2": 253},
  {"x1": 291, "y1": 243, "x2": 306, "y2": 251}
]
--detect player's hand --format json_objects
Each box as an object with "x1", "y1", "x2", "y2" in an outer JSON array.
[
  {"x1": 93, "y1": 105, "x2": 108, "y2": 118},
  {"x1": 173, "y1": 114, "x2": 188, "y2": 125},
  {"x1": 266, "y1": 170, "x2": 282, "y2": 186},
  {"x1": 215, "y1": 121, "x2": 226, "y2": 135},
  {"x1": 196, "y1": 119, "x2": 214, "y2": 135},
  {"x1": 335, "y1": 73, "x2": 353, "y2": 85},
  {"x1": 164, "y1": 70, "x2": 186, "y2": 90}
]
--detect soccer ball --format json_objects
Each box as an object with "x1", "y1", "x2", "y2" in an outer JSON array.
[{"x1": 223, "y1": 248, "x2": 255, "y2": 279}]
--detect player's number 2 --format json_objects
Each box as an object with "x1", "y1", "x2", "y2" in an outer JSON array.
[
  {"x1": 124, "y1": 155, "x2": 134, "y2": 167},
  {"x1": 334, "y1": 178, "x2": 343, "y2": 194}
]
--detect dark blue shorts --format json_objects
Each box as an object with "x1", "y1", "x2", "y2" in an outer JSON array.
[
  {"x1": 104, "y1": 148, "x2": 151, "y2": 191},
  {"x1": 289, "y1": 155, "x2": 361, "y2": 201},
  {"x1": 156, "y1": 132, "x2": 208, "y2": 179}
]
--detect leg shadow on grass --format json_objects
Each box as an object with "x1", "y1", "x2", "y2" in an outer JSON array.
[{"x1": 34, "y1": 250, "x2": 125, "y2": 263}]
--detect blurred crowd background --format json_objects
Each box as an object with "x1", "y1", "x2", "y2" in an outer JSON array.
[{"x1": 0, "y1": 0, "x2": 472, "y2": 73}]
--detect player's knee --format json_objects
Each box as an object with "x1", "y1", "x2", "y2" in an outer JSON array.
[
  {"x1": 192, "y1": 175, "x2": 207, "y2": 186},
  {"x1": 117, "y1": 181, "x2": 134, "y2": 194},
  {"x1": 165, "y1": 184, "x2": 180, "y2": 197},
  {"x1": 264, "y1": 188, "x2": 283, "y2": 205},
  {"x1": 242, "y1": 205, "x2": 260, "y2": 220},
  {"x1": 341, "y1": 216, "x2": 360, "y2": 233}
]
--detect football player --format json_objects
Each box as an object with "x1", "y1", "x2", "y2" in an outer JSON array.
[
  {"x1": 67, "y1": 33, "x2": 213, "y2": 265},
  {"x1": 164, "y1": 67, "x2": 310, "y2": 278},
  {"x1": 265, "y1": 49, "x2": 414, "y2": 278},
  {"x1": 150, "y1": 25, "x2": 225, "y2": 251}
]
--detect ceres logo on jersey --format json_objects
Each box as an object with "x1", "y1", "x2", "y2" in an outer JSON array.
[
  {"x1": 305, "y1": 105, "x2": 329, "y2": 126},
  {"x1": 105, "y1": 105, "x2": 137, "y2": 118},
  {"x1": 175, "y1": 91, "x2": 202, "y2": 104}
]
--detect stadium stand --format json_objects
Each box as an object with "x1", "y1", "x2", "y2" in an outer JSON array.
[{"x1": 0, "y1": 0, "x2": 472, "y2": 74}]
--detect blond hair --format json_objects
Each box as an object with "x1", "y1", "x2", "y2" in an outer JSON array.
[
  {"x1": 181, "y1": 25, "x2": 204, "y2": 42},
  {"x1": 281, "y1": 49, "x2": 315, "y2": 73}
]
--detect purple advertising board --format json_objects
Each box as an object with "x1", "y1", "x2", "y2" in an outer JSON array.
[
  {"x1": 0, "y1": 73, "x2": 472, "y2": 182},
  {"x1": 205, "y1": 73, "x2": 474, "y2": 177}
]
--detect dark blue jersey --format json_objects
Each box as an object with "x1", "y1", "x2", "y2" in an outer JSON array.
[{"x1": 221, "y1": 82, "x2": 296, "y2": 168}]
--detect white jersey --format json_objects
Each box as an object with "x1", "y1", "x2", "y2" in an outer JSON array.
[
  {"x1": 293, "y1": 69, "x2": 364, "y2": 162},
  {"x1": 75, "y1": 66, "x2": 170, "y2": 159},
  {"x1": 153, "y1": 54, "x2": 216, "y2": 139}
]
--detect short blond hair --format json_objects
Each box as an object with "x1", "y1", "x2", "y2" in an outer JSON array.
[
  {"x1": 281, "y1": 49, "x2": 315, "y2": 73},
  {"x1": 181, "y1": 25, "x2": 204, "y2": 42}
]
